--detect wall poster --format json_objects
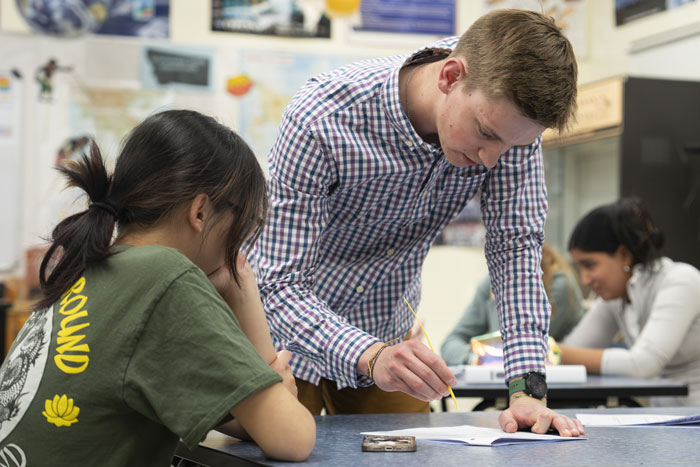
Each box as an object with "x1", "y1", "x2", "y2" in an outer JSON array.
[{"x1": 212, "y1": 0, "x2": 331, "y2": 38}]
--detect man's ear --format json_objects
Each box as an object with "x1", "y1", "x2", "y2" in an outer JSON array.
[
  {"x1": 187, "y1": 193, "x2": 211, "y2": 234},
  {"x1": 437, "y1": 57, "x2": 468, "y2": 94}
]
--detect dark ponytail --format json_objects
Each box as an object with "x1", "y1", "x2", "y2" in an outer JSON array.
[
  {"x1": 37, "y1": 109, "x2": 267, "y2": 311},
  {"x1": 38, "y1": 142, "x2": 117, "y2": 310},
  {"x1": 568, "y1": 198, "x2": 665, "y2": 271}
]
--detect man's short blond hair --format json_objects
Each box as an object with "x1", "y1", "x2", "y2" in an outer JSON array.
[{"x1": 451, "y1": 9, "x2": 577, "y2": 132}]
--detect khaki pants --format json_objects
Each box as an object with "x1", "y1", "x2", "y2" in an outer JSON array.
[{"x1": 296, "y1": 377, "x2": 430, "y2": 415}]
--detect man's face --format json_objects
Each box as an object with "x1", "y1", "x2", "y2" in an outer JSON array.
[{"x1": 436, "y1": 85, "x2": 545, "y2": 169}]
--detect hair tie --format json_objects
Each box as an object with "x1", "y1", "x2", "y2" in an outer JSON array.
[{"x1": 89, "y1": 201, "x2": 119, "y2": 219}]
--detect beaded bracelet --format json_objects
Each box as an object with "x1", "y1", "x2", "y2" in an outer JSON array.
[{"x1": 367, "y1": 337, "x2": 401, "y2": 380}]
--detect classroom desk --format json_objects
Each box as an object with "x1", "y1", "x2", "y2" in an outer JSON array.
[
  {"x1": 442, "y1": 374, "x2": 689, "y2": 411},
  {"x1": 174, "y1": 406, "x2": 700, "y2": 466}
]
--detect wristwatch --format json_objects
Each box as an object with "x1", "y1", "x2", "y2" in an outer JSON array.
[{"x1": 508, "y1": 372, "x2": 547, "y2": 400}]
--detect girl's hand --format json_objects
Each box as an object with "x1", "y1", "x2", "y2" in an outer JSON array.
[
  {"x1": 209, "y1": 253, "x2": 277, "y2": 364},
  {"x1": 270, "y1": 350, "x2": 298, "y2": 397},
  {"x1": 208, "y1": 253, "x2": 259, "y2": 305}
]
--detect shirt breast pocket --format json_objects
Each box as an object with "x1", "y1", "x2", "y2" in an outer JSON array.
[{"x1": 330, "y1": 176, "x2": 426, "y2": 230}]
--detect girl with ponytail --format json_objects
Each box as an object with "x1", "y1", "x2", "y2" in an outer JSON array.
[
  {"x1": 560, "y1": 198, "x2": 700, "y2": 406},
  {"x1": 0, "y1": 110, "x2": 315, "y2": 464}
]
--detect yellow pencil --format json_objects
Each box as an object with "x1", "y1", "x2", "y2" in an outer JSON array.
[{"x1": 403, "y1": 297, "x2": 458, "y2": 409}]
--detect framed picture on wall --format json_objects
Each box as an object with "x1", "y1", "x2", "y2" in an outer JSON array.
[
  {"x1": 212, "y1": 0, "x2": 331, "y2": 38},
  {"x1": 615, "y1": 0, "x2": 696, "y2": 26},
  {"x1": 96, "y1": 0, "x2": 170, "y2": 38},
  {"x1": 353, "y1": 0, "x2": 456, "y2": 36},
  {"x1": 482, "y1": 0, "x2": 588, "y2": 59}
]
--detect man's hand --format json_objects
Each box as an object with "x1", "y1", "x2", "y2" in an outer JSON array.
[
  {"x1": 407, "y1": 318, "x2": 425, "y2": 343},
  {"x1": 270, "y1": 350, "x2": 298, "y2": 398},
  {"x1": 360, "y1": 340, "x2": 457, "y2": 401},
  {"x1": 498, "y1": 395, "x2": 585, "y2": 436}
]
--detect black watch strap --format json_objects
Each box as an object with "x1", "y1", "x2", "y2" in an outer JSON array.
[{"x1": 508, "y1": 372, "x2": 547, "y2": 400}]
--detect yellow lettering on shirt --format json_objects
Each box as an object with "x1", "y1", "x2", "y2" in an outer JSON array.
[
  {"x1": 54, "y1": 354, "x2": 89, "y2": 374},
  {"x1": 54, "y1": 277, "x2": 91, "y2": 374},
  {"x1": 60, "y1": 276, "x2": 85, "y2": 302},
  {"x1": 59, "y1": 294, "x2": 87, "y2": 316}
]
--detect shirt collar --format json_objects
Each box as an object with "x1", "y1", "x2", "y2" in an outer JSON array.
[
  {"x1": 381, "y1": 44, "x2": 452, "y2": 153},
  {"x1": 626, "y1": 257, "x2": 672, "y2": 296}
]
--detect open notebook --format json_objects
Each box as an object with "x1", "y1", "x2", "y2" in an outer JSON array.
[{"x1": 362, "y1": 425, "x2": 586, "y2": 446}]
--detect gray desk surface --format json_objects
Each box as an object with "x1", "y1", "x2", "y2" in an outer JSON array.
[{"x1": 175, "y1": 406, "x2": 700, "y2": 466}]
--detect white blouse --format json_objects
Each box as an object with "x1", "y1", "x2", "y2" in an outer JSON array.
[{"x1": 564, "y1": 257, "x2": 700, "y2": 406}]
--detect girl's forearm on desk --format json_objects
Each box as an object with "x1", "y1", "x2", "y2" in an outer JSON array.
[{"x1": 559, "y1": 344, "x2": 604, "y2": 374}]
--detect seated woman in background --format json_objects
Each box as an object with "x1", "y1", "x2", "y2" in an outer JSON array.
[
  {"x1": 441, "y1": 243, "x2": 584, "y2": 366},
  {"x1": 561, "y1": 198, "x2": 700, "y2": 406},
  {"x1": 0, "y1": 110, "x2": 315, "y2": 464}
]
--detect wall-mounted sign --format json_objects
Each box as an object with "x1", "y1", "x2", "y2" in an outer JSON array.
[
  {"x1": 212, "y1": 0, "x2": 331, "y2": 38},
  {"x1": 141, "y1": 46, "x2": 214, "y2": 92}
]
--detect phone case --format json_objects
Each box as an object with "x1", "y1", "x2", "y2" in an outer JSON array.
[{"x1": 361, "y1": 435, "x2": 417, "y2": 452}]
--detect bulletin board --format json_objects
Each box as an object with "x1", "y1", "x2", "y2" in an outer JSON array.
[{"x1": 0, "y1": 69, "x2": 23, "y2": 271}]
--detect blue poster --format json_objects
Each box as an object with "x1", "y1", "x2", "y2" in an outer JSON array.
[
  {"x1": 354, "y1": 0, "x2": 455, "y2": 36},
  {"x1": 97, "y1": 0, "x2": 170, "y2": 38}
]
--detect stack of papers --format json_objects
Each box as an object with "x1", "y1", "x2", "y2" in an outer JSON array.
[
  {"x1": 576, "y1": 413, "x2": 700, "y2": 427},
  {"x1": 449, "y1": 365, "x2": 587, "y2": 384},
  {"x1": 362, "y1": 425, "x2": 586, "y2": 446}
]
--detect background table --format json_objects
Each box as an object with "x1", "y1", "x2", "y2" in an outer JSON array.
[
  {"x1": 444, "y1": 374, "x2": 689, "y2": 411},
  {"x1": 174, "y1": 406, "x2": 700, "y2": 466}
]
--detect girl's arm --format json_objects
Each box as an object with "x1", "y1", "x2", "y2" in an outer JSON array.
[
  {"x1": 558, "y1": 297, "x2": 616, "y2": 374},
  {"x1": 230, "y1": 382, "x2": 316, "y2": 462},
  {"x1": 215, "y1": 349, "x2": 300, "y2": 441},
  {"x1": 558, "y1": 344, "x2": 604, "y2": 373}
]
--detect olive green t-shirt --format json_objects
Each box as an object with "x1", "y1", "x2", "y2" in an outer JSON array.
[{"x1": 0, "y1": 245, "x2": 281, "y2": 466}]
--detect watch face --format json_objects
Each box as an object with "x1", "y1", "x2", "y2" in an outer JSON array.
[{"x1": 526, "y1": 373, "x2": 548, "y2": 399}]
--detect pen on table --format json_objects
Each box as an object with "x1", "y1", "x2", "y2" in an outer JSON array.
[{"x1": 403, "y1": 297, "x2": 459, "y2": 409}]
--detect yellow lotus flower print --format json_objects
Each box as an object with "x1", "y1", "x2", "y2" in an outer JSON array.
[{"x1": 43, "y1": 394, "x2": 80, "y2": 427}]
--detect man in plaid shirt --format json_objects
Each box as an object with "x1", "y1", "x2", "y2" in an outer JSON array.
[{"x1": 252, "y1": 9, "x2": 584, "y2": 436}]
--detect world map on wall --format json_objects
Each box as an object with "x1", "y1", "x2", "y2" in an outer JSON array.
[
  {"x1": 237, "y1": 51, "x2": 359, "y2": 173},
  {"x1": 43, "y1": 88, "x2": 175, "y2": 229}
]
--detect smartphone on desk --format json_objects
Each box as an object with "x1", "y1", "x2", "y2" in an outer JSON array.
[{"x1": 361, "y1": 435, "x2": 417, "y2": 452}]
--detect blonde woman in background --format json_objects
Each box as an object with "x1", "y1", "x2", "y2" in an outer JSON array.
[{"x1": 441, "y1": 243, "x2": 584, "y2": 366}]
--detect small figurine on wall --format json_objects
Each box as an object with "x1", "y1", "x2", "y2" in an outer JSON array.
[
  {"x1": 35, "y1": 58, "x2": 72, "y2": 102},
  {"x1": 56, "y1": 135, "x2": 91, "y2": 165}
]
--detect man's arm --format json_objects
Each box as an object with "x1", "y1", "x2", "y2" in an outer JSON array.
[
  {"x1": 481, "y1": 138, "x2": 549, "y2": 382},
  {"x1": 253, "y1": 113, "x2": 379, "y2": 388},
  {"x1": 481, "y1": 139, "x2": 583, "y2": 436}
]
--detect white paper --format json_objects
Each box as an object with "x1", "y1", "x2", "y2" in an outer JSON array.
[
  {"x1": 449, "y1": 365, "x2": 587, "y2": 384},
  {"x1": 576, "y1": 413, "x2": 700, "y2": 427},
  {"x1": 362, "y1": 425, "x2": 586, "y2": 446}
]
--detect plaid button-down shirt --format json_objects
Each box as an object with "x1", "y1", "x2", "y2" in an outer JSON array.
[{"x1": 252, "y1": 37, "x2": 551, "y2": 389}]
